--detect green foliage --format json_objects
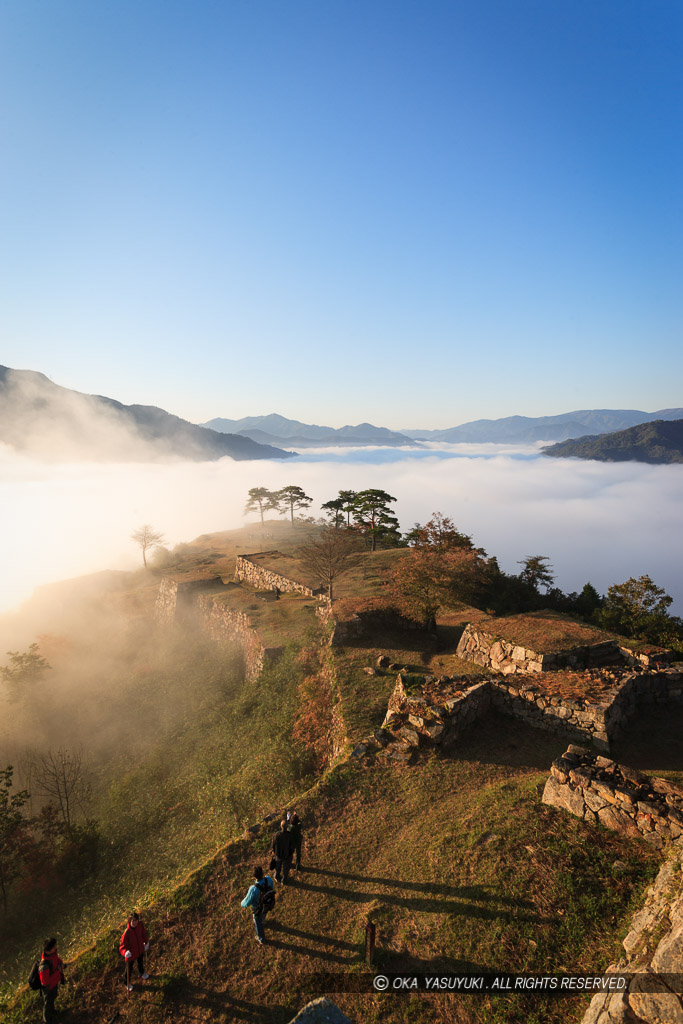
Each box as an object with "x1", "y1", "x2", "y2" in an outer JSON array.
[
  {"x1": 518, "y1": 555, "x2": 555, "y2": 594},
  {"x1": 0, "y1": 767, "x2": 31, "y2": 910},
  {"x1": 351, "y1": 489, "x2": 399, "y2": 551},
  {"x1": 275, "y1": 484, "x2": 313, "y2": 523},
  {"x1": 0, "y1": 644, "x2": 50, "y2": 700},
  {"x1": 244, "y1": 486, "x2": 278, "y2": 525},
  {"x1": 597, "y1": 574, "x2": 675, "y2": 640},
  {"x1": 543, "y1": 418, "x2": 683, "y2": 464}
]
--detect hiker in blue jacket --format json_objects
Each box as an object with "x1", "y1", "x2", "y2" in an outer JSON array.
[{"x1": 240, "y1": 865, "x2": 275, "y2": 945}]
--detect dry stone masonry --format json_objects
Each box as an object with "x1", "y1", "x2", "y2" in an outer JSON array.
[
  {"x1": 154, "y1": 576, "x2": 226, "y2": 625},
  {"x1": 540, "y1": 748, "x2": 683, "y2": 1024},
  {"x1": 369, "y1": 666, "x2": 683, "y2": 758},
  {"x1": 456, "y1": 623, "x2": 622, "y2": 674},
  {"x1": 542, "y1": 746, "x2": 683, "y2": 850},
  {"x1": 580, "y1": 858, "x2": 683, "y2": 1024},
  {"x1": 457, "y1": 623, "x2": 675, "y2": 676},
  {"x1": 235, "y1": 553, "x2": 316, "y2": 596},
  {"x1": 196, "y1": 594, "x2": 283, "y2": 682}
]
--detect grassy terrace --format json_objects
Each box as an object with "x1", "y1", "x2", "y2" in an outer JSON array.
[
  {"x1": 211, "y1": 586, "x2": 321, "y2": 648},
  {"x1": 328, "y1": 615, "x2": 493, "y2": 746},
  {"x1": 475, "y1": 611, "x2": 621, "y2": 653},
  {"x1": 6, "y1": 718, "x2": 661, "y2": 1024}
]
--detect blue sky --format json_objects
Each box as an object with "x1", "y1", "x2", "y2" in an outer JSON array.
[{"x1": 1, "y1": 0, "x2": 681, "y2": 428}]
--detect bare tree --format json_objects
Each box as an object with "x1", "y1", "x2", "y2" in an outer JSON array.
[
  {"x1": 296, "y1": 528, "x2": 364, "y2": 601},
  {"x1": 34, "y1": 747, "x2": 91, "y2": 828},
  {"x1": 131, "y1": 524, "x2": 165, "y2": 568}
]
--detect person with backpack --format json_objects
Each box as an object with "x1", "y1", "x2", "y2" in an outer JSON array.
[
  {"x1": 240, "y1": 864, "x2": 275, "y2": 945},
  {"x1": 287, "y1": 810, "x2": 303, "y2": 872},
  {"x1": 272, "y1": 819, "x2": 294, "y2": 885},
  {"x1": 36, "y1": 937, "x2": 64, "y2": 1023},
  {"x1": 119, "y1": 911, "x2": 150, "y2": 991}
]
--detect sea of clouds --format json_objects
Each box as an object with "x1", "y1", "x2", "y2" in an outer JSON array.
[{"x1": 2, "y1": 442, "x2": 682, "y2": 615}]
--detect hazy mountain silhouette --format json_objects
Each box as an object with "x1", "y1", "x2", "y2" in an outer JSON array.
[
  {"x1": 0, "y1": 367, "x2": 293, "y2": 462},
  {"x1": 203, "y1": 413, "x2": 419, "y2": 447},
  {"x1": 401, "y1": 408, "x2": 683, "y2": 443}
]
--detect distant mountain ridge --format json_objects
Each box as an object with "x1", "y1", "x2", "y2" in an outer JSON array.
[
  {"x1": 401, "y1": 408, "x2": 683, "y2": 443},
  {"x1": 542, "y1": 418, "x2": 683, "y2": 464},
  {"x1": 203, "y1": 413, "x2": 419, "y2": 447},
  {"x1": 203, "y1": 407, "x2": 683, "y2": 447},
  {"x1": 0, "y1": 366, "x2": 293, "y2": 462}
]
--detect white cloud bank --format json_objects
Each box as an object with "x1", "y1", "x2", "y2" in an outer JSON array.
[{"x1": 2, "y1": 443, "x2": 682, "y2": 614}]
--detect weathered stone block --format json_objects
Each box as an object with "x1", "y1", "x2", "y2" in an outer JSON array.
[{"x1": 542, "y1": 776, "x2": 585, "y2": 817}]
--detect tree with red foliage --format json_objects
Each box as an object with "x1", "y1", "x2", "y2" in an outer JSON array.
[
  {"x1": 389, "y1": 547, "x2": 491, "y2": 631},
  {"x1": 405, "y1": 512, "x2": 476, "y2": 553}
]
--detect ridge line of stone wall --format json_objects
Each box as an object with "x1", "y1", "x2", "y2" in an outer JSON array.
[
  {"x1": 197, "y1": 594, "x2": 283, "y2": 682},
  {"x1": 235, "y1": 553, "x2": 316, "y2": 596}
]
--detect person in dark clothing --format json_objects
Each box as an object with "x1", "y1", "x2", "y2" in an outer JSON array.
[
  {"x1": 38, "y1": 937, "x2": 64, "y2": 1024},
  {"x1": 272, "y1": 819, "x2": 293, "y2": 884},
  {"x1": 287, "y1": 810, "x2": 303, "y2": 871},
  {"x1": 240, "y1": 864, "x2": 275, "y2": 944}
]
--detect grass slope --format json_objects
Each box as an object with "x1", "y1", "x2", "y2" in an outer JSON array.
[{"x1": 6, "y1": 717, "x2": 661, "y2": 1024}]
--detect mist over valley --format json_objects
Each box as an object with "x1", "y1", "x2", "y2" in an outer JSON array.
[{"x1": 2, "y1": 440, "x2": 682, "y2": 620}]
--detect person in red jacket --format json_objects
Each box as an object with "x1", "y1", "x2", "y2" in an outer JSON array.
[
  {"x1": 38, "y1": 937, "x2": 64, "y2": 1024},
  {"x1": 119, "y1": 912, "x2": 150, "y2": 990}
]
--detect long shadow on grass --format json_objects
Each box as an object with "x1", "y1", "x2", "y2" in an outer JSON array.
[
  {"x1": 294, "y1": 880, "x2": 551, "y2": 923},
  {"x1": 304, "y1": 868, "x2": 533, "y2": 908},
  {"x1": 139, "y1": 980, "x2": 292, "y2": 1023},
  {"x1": 377, "y1": 949, "x2": 495, "y2": 975},
  {"x1": 265, "y1": 936, "x2": 357, "y2": 964},
  {"x1": 269, "y1": 920, "x2": 359, "y2": 951}
]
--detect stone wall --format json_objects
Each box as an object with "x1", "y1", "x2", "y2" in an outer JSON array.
[
  {"x1": 235, "y1": 553, "x2": 316, "y2": 597},
  {"x1": 581, "y1": 858, "x2": 683, "y2": 1024},
  {"x1": 541, "y1": 748, "x2": 683, "y2": 1024},
  {"x1": 376, "y1": 676, "x2": 493, "y2": 763},
  {"x1": 456, "y1": 623, "x2": 623, "y2": 675},
  {"x1": 154, "y1": 577, "x2": 225, "y2": 625},
  {"x1": 155, "y1": 576, "x2": 178, "y2": 624},
  {"x1": 373, "y1": 667, "x2": 683, "y2": 758},
  {"x1": 197, "y1": 594, "x2": 283, "y2": 682},
  {"x1": 542, "y1": 745, "x2": 683, "y2": 850}
]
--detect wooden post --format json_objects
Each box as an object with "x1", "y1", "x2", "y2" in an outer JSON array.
[{"x1": 365, "y1": 922, "x2": 376, "y2": 965}]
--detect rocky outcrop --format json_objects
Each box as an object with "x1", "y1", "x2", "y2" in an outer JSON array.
[
  {"x1": 235, "y1": 553, "x2": 316, "y2": 596},
  {"x1": 456, "y1": 623, "x2": 622, "y2": 674},
  {"x1": 579, "y1": 843, "x2": 683, "y2": 1024},
  {"x1": 542, "y1": 746, "x2": 683, "y2": 850},
  {"x1": 287, "y1": 997, "x2": 353, "y2": 1024},
  {"x1": 541, "y1": 749, "x2": 683, "y2": 1023}
]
